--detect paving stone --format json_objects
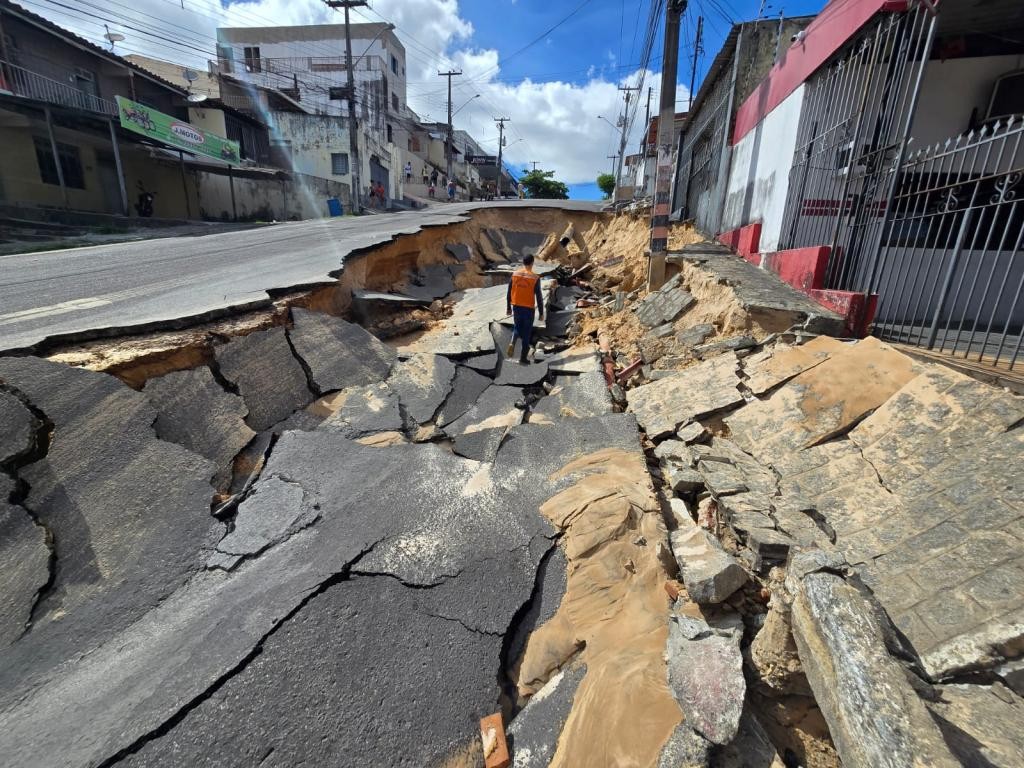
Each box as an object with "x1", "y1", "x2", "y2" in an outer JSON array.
[
  {"x1": 786, "y1": 551, "x2": 961, "y2": 768},
  {"x1": 436, "y1": 367, "x2": 492, "y2": 427},
  {"x1": 675, "y1": 421, "x2": 709, "y2": 444},
  {"x1": 444, "y1": 385, "x2": 524, "y2": 437},
  {"x1": 386, "y1": 353, "x2": 457, "y2": 424},
  {"x1": 319, "y1": 382, "x2": 403, "y2": 437},
  {"x1": 670, "y1": 518, "x2": 748, "y2": 604},
  {"x1": 209, "y1": 476, "x2": 320, "y2": 569},
  {"x1": 143, "y1": 366, "x2": 255, "y2": 489},
  {"x1": 0, "y1": 390, "x2": 36, "y2": 465},
  {"x1": 743, "y1": 336, "x2": 846, "y2": 395},
  {"x1": 215, "y1": 326, "x2": 313, "y2": 432},
  {"x1": 675, "y1": 323, "x2": 716, "y2": 348},
  {"x1": 726, "y1": 337, "x2": 920, "y2": 464},
  {"x1": 665, "y1": 613, "x2": 745, "y2": 745},
  {"x1": 929, "y1": 682, "x2": 1024, "y2": 768},
  {"x1": 508, "y1": 664, "x2": 586, "y2": 768},
  {"x1": 635, "y1": 275, "x2": 695, "y2": 328},
  {"x1": 628, "y1": 354, "x2": 742, "y2": 439},
  {"x1": 0, "y1": 474, "x2": 49, "y2": 648},
  {"x1": 0, "y1": 356, "x2": 217, "y2": 687},
  {"x1": 648, "y1": 322, "x2": 676, "y2": 339},
  {"x1": 657, "y1": 722, "x2": 711, "y2": 768},
  {"x1": 692, "y1": 335, "x2": 757, "y2": 359},
  {"x1": 530, "y1": 371, "x2": 611, "y2": 423},
  {"x1": 288, "y1": 308, "x2": 396, "y2": 395}
]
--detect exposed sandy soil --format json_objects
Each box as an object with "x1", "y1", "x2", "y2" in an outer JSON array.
[{"x1": 515, "y1": 447, "x2": 683, "y2": 768}]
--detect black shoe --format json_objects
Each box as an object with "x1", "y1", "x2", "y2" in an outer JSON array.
[{"x1": 519, "y1": 354, "x2": 530, "y2": 365}]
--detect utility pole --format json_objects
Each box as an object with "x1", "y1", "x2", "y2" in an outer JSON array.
[
  {"x1": 325, "y1": 0, "x2": 367, "y2": 214},
  {"x1": 529, "y1": 160, "x2": 540, "y2": 171},
  {"x1": 644, "y1": 87, "x2": 653, "y2": 140},
  {"x1": 648, "y1": 0, "x2": 686, "y2": 290},
  {"x1": 607, "y1": 155, "x2": 618, "y2": 174},
  {"x1": 439, "y1": 69, "x2": 461, "y2": 183},
  {"x1": 615, "y1": 85, "x2": 639, "y2": 197},
  {"x1": 688, "y1": 16, "x2": 703, "y2": 110},
  {"x1": 494, "y1": 117, "x2": 510, "y2": 197}
]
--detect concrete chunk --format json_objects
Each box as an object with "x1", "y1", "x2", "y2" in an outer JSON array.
[
  {"x1": 144, "y1": 366, "x2": 255, "y2": 489},
  {"x1": 675, "y1": 323, "x2": 716, "y2": 348},
  {"x1": 215, "y1": 326, "x2": 313, "y2": 432},
  {"x1": 546, "y1": 344, "x2": 600, "y2": 375},
  {"x1": 657, "y1": 722, "x2": 710, "y2": 768},
  {"x1": 665, "y1": 614, "x2": 745, "y2": 745},
  {"x1": 288, "y1": 308, "x2": 396, "y2": 395},
  {"x1": 670, "y1": 519, "x2": 748, "y2": 604},
  {"x1": 675, "y1": 421, "x2": 708, "y2": 444}
]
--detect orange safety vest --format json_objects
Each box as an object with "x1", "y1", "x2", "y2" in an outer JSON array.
[{"x1": 509, "y1": 269, "x2": 539, "y2": 308}]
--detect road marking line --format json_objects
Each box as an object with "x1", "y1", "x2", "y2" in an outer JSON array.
[{"x1": 0, "y1": 297, "x2": 112, "y2": 324}]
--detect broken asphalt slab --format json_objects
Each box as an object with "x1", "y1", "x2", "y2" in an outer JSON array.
[
  {"x1": 318, "y1": 382, "x2": 403, "y2": 438},
  {"x1": 530, "y1": 371, "x2": 612, "y2": 424},
  {"x1": 143, "y1": 366, "x2": 256, "y2": 490},
  {"x1": 0, "y1": 356, "x2": 218, "y2": 695},
  {"x1": 0, "y1": 474, "x2": 50, "y2": 648},
  {"x1": 288, "y1": 308, "x2": 396, "y2": 394},
  {"x1": 386, "y1": 353, "x2": 457, "y2": 424},
  {"x1": 0, "y1": 390, "x2": 37, "y2": 465},
  {"x1": 444, "y1": 384, "x2": 524, "y2": 438},
  {"x1": 214, "y1": 325, "x2": 313, "y2": 432},
  {"x1": 436, "y1": 366, "x2": 493, "y2": 427},
  {"x1": 508, "y1": 664, "x2": 586, "y2": 768}
]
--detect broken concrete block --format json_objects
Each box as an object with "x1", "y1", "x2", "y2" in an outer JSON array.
[
  {"x1": 636, "y1": 282, "x2": 695, "y2": 328},
  {"x1": 319, "y1": 382, "x2": 403, "y2": 438},
  {"x1": 714, "y1": 708, "x2": 787, "y2": 768},
  {"x1": 436, "y1": 367, "x2": 492, "y2": 427},
  {"x1": 653, "y1": 439, "x2": 695, "y2": 467},
  {"x1": 628, "y1": 354, "x2": 742, "y2": 439},
  {"x1": 386, "y1": 354, "x2": 457, "y2": 424},
  {"x1": 743, "y1": 336, "x2": 845, "y2": 395},
  {"x1": 743, "y1": 528, "x2": 797, "y2": 573},
  {"x1": 215, "y1": 326, "x2": 314, "y2": 432},
  {"x1": 675, "y1": 323, "x2": 716, "y2": 348},
  {"x1": 0, "y1": 391, "x2": 36, "y2": 465},
  {"x1": 507, "y1": 665, "x2": 586, "y2": 768},
  {"x1": 670, "y1": 519, "x2": 748, "y2": 604},
  {"x1": 665, "y1": 614, "x2": 745, "y2": 745},
  {"x1": 675, "y1": 421, "x2": 708, "y2": 444},
  {"x1": 928, "y1": 682, "x2": 1024, "y2": 767},
  {"x1": 648, "y1": 322, "x2": 676, "y2": 339},
  {"x1": 545, "y1": 344, "x2": 599, "y2": 375},
  {"x1": 0, "y1": 475, "x2": 49, "y2": 648},
  {"x1": 657, "y1": 722, "x2": 710, "y2": 768},
  {"x1": 664, "y1": 464, "x2": 705, "y2": 495},
  {"x1": 692, "y1": 335, "x2": 757, "y2": 359},
  {"x1": 786, "y1": 550, "x2": 961, "y2": 768},
  {"x1": 530, "y1": 371, "x2": 611, "y2": 423},
  {"x1": 288, "y1": 308, "x2": 396, "y2": 395},
  {"x1": 209, "y1": 476, "x2": 320, "y2": 568},
  {"x1": 143, "y1": 366, "x2": 256, "y2": 490}
]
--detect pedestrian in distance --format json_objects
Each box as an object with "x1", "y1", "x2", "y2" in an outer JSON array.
[
  {"x1": 430, "y1": 169, "x2": 438, "y2": 187},
  {"x1": 505, "y1": 254, "x2": 544, "y2": 364},
  {"x1": 428, "y1": 180, "x2": 436, "y2": 198},
  {"x1": 422, "y1": 166, "x2": 429, "y2": 185},
  {"x1": 447, "y1": 179, "x2": 456, "y2": 202},
  {"x1": 404, "y1": 161, "x2": 412, "y2": 182}
]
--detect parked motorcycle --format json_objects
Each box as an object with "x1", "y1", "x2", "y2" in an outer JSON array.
[{"x1": 134, "y1": 182, "x2": 155, "y2": 217}]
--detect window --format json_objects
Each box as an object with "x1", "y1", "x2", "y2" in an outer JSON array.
[
  {"x1": 386, "y1": 124, "x2": 393, "y2": 144},
  {"x1": 243, "y1": 46, "x2": 261, "y2": 73},
  {"x1": 391, "y1": 92, "x2": 399, "y2": 111},
  {"x1": 216, "y1": 43, "x2": 234, "y2": 73},
  {"x1": 391, "y1": 54, "x2": 398, "y2": 75},
  {"x1": 331, "y1": 152, "x2": 349, "y2": 175},
  {"x1": 33, "y1": 137, "x2": 85, "y2": 189}
]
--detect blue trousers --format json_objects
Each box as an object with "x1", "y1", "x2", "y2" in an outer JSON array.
[{"x1": 511, "y1": 305, "x2": 536, "y2": 353}]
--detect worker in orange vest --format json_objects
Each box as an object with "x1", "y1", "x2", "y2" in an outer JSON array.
[{"x1": 505, "y1": 254, "x2": 544, "y2": 364}]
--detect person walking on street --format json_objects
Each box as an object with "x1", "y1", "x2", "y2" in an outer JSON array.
[
  {"x1": 506, "y1": 254, "x2": 544, "y2": 364},
  {"x1": 447, "y1": 178, "x2": 456, "y2": 202},
  {"x1": 404, "y1": 161, "x2": 412, "y2": 182},
  {"x1": 422, "y1": 166, "x2": 429, "y2": 185}
]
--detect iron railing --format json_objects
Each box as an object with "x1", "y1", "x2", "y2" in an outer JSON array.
[
  {"x1": 870, "y1": 118, "x2": 1024, "y2": 370},
  {"x1": 0, "y1": 59, "x2": 116, "y2": 115}
]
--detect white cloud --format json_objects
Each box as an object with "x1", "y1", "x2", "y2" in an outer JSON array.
[{"x1": 24, "y1": 0, "x2": 685, "y2": 186}]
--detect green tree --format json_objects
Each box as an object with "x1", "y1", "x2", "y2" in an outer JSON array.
[
  {"x1": 597, "y1": 172, "x2": 616, "y2": 199},
  {"x1": 519, "y1": 169, "x2": 569, "y2": 200}
]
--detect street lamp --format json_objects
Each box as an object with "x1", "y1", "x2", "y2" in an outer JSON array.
[
  {"x1": 596, "y1": 114, "x2": 617, "y2": 131},
  {"x1": 452, "y1": 93, "x2": 480, "y2": 118}
]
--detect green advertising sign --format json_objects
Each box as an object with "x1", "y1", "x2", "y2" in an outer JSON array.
[{"x1": 116, "y1": 96, "x2": 241, "y2": 166}]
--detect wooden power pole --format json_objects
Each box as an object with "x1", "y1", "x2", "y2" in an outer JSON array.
[
  {"x1": 324, "y1": 0, "x2": 367, "y2": 213},
  {"x1": 439, "y1": 69, "x2": 461, "y2": 183},
  {"x1": 648, "y1": 0, "x2": 686, "y2": 290}
]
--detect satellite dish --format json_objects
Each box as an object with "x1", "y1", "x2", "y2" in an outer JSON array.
[
  {"x1": 187, "y1": 93, "x2": 208, "y2": 103},
  {"x1": 103, "y1": 25, "x2": 124, "y2": 49},
  {"x1": 183, "y1": 69, "x2": 200, "y2": 83}
]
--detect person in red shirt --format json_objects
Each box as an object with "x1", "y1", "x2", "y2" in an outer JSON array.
[{"x1": 505, "y1": 254, "x2": 544, "y2": 364}]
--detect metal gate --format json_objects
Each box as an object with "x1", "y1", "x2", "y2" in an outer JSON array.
[{"x1": 778, "y1": 2, "x2": 936, "y2": 289}]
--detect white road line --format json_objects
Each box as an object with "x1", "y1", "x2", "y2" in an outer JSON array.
[{"x1": 0, "y1": 297, "x2": 112, "y2": 325}]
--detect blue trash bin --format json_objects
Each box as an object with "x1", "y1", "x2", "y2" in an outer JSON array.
[{"x1": 327, "y1": 198, "x2": 343, "y2": 217}]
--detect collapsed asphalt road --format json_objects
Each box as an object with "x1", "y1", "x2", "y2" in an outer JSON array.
[
  {"x1": 0, "y1": 249, "x2": 675, "y2": 767},
  {"x1": 0, "y1": 200, "x2": 600, "y2": 353}
]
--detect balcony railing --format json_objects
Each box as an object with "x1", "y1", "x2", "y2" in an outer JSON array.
[{"x1": 0, "y1": 60, "x2": 116, "y2": 116}]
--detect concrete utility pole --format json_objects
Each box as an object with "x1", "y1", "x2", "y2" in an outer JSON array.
[
  {"x1": 324, "y1": 0, "x2": 367, "y2": 214},
  {"x1": 494, "y1": 116, "x2": 510, "y2": 197},
  {"x1": 615, "y1": 85, "x2": 639, "y2": 195},
  {"x1": 644, "y1": 87, "x2": 653, "y2": 140},
  {"x1": 648, "y1": 0, "x2": 686, "y2": 290},
  {"x1": 688, "y1": 16, "x2": 703, "y2": 110},
  {"x1": 439, "y1": 69, "x2": 461, "y2": 183}
]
